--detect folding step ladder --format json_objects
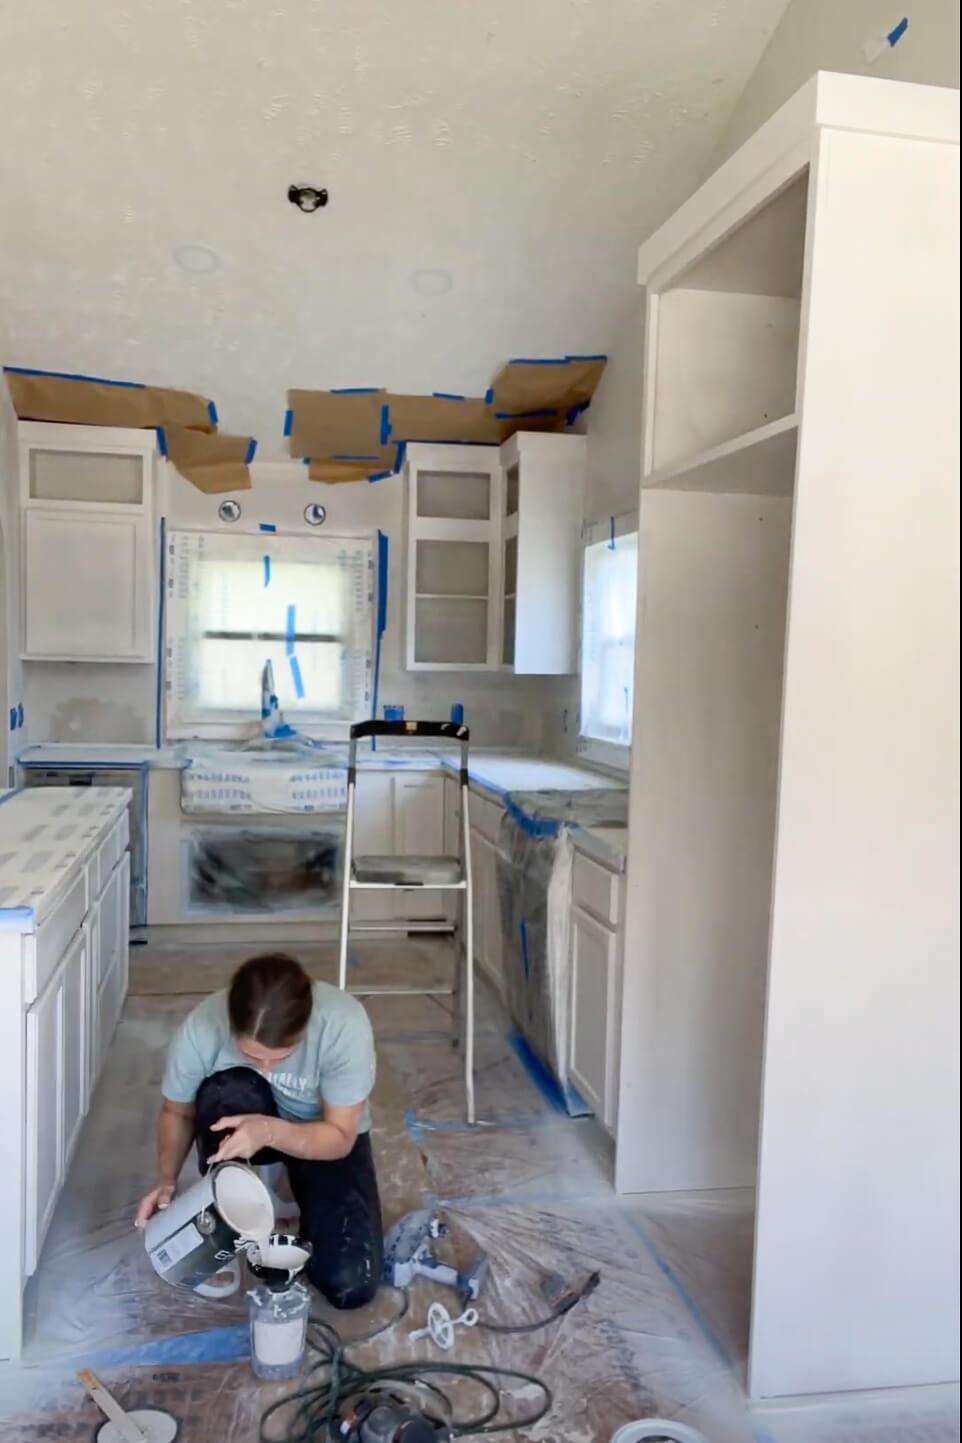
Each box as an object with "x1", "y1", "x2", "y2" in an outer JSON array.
[{"x1": 337, "y1": 720, "x2": 476, "y2": 1123}]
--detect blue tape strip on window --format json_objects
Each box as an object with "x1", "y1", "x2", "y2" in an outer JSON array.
[
  {"x1": 432, "y1": 391, "x2": 465, "y2": 401},
  {"x1": 377, "y1": 530, "x2": 389, "y2": 637},
  {"x1": 155, "y1": 517, "x2": 166, "y2": 749},
  {"x1": 283, "y1": 408, "x2": 293, "y2": 437},
  {"x1": 259, "y1": 523, "x2": 276, "y2": 533},
  {"x1": 285, "y1": 606, "x2": 296, "y2": 655},
  {"x1": 379, "y1": 404, "x2": 391, "y2": 444},
  {"x1": 887, "y1": 15, "x2": 908, "y2": 44},
  {"x1": 263, "y1": 556, "x2": 271, "y2": 587},
  {"x1": 244, "y1": 439, "x2": 257, "y2": 464},
  {"x1": 3, "y1": 364, "x2": 145, "y2": 388},
  {"x1": 207, "y1": 400, "x2": 218, "y2": 426},
  {"x1": 289, "y1": 656, "x2": 305, "y2": 698}
]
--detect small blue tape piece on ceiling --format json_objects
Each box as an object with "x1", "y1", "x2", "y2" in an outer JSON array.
[
  {"x1": 566, "y1": 400, "x2": 590, "y2": 426},
  {"x1": 207, "y1": 400, "x2": 218, "y2": 426},
  {"x1": 263, "y1": 555, "x2": 271, "y2": 587},
  {"x1": 155, "y1": 427, "x2": 168, "y2": 457},
  {"x1": 330, "y1": 386, "x2": 381, "y2": 394},
  {"x1": 3, "y1": 365, "x2": 145, "y2": 388},
  {"x1": 432, "y1": 391, "x2": 465, "y2": 401},
  {"x1": 283, "y1": 408, "x2": 293, "y2": 437},
  {"x1": 244, "y1": 439, "x2": 257, "y2": 464},
  {"x1": 377, "y1": 530, "x2": 389, "y2": 636},
  {"x1": 483, "y1": 387, "x2": 493, "y2": 404},
  {"x1": 379, "y1": 404, "x2": 391, "y2": 444},
  {"x1": 289, "y1": 655, "x2": 305, "y2": 699},
  {"x1": 285, "y1": 605, "x2": 296, "y2": 655},
  {"x1": 887, "y1": 15, "x2": 908, "y2": 44},
  {"x1": 259, "y1": 522, "x2": 276, "y2": 533}
]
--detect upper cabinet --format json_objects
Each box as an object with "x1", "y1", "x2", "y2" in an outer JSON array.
[
  {"x1": 18, "y1": 422, "x2": 157, "y2": 663},
  {"x1": 500, "y1": 432, "x2": 585, "y2": 675},
  {"x1": 403, "y1": 434, "x2": 585, "y2": 674},
  {"x1": 403, "y1": 444, "x2": 502, "y2": 671}
]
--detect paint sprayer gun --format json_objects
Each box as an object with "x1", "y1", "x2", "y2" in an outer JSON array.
[{"x1": 382, "y1": 1209, "x2": 488, "y2": 1302}]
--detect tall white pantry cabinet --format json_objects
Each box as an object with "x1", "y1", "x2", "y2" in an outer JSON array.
[{"x1": 618, "y1": 74, "x2": 959, "y2": 1400}]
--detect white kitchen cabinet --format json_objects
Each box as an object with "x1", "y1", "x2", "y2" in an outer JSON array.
[
  {"x1": 395, "y1": 774, "x2": 446, "y2": 921},
  {"x1": 24, "y1": 954, "x2": 66, "y2": 1275},
  {"x1": 465, "y1": 785, "x2": 506, "y2": 996},
  {"x1": 499, "y1": 433, "x2": 586, "y2": 674},
  {"x1": 0, "y1": 787, "x2": 131, "y2": 1360},
  {"x1": 18, "y1": 421, "x2": 156, "y2": 662},
  {"x1": 403, "y1": 444, "x2": 503, "y2": 670},
  {"x1": 568, "y1": 906, "x2": 618, "y2": 1127}
]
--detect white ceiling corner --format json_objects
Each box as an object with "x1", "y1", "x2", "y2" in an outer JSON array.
[{"x1": 0, "y1": 0, "x2": 789, "y2": 456}]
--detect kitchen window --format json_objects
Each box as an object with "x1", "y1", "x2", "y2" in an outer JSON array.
[
  {"x1": 578, "y1": 515, "x2": 638, "y2": 768},
  {"x1": 165, "y1": 529, "x2": 374, "y2": 739}
]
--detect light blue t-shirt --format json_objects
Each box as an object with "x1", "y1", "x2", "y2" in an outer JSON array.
[{"x1": 161, "y1": 981, "x2": 376, "y2": 1132}]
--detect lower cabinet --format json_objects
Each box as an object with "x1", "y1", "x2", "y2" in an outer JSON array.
[
  {"x1": 351, "y1": 771, "x2": 448, "y2": 926},
  {"x1": 24, "y1": 945, "x2": 69, "y2": 1275},
  {"x1": 568, "y1": 904, "x2": 620, "y2": 1128}
]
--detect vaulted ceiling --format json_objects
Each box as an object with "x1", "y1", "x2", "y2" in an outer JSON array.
[{"x1": 0, "y1": 0, "x2": 788, "y2": 454}]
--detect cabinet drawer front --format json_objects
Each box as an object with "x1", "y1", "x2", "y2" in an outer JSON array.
[
  {"x1": 28, "y1": 870, "x2": 87, "y2": 1003},
  {"x1": 572, "y1": 851, "x2": 620, "y2": 927},
  {"x1": 93, "y1": 812, "x2": 129, "y2": 895},
  {"x1": 468, "y1": 789, "x2": 503, "y2": 843}
]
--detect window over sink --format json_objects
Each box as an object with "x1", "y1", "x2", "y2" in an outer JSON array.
[{"x1": 578, "y1": 514, "x2": 638, "y2": 769}]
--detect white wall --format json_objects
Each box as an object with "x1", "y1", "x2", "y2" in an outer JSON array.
[
  {"x1": 24, "y1": 457, "x2": 572, "y2": 752},
  {"x1": 583, "y1": 298, "x2": 645, "y2": 526},
  {"x1": 715, "y1": 0, "x2": 960, "y2": 161},
  {"x1": 0, "y1": 382, "x2": 24, "y2": 779}
]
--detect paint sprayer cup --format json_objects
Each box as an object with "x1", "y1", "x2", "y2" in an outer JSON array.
[{"x1": 248, "y1": 1280, "x2": 311, "y2": 1380}]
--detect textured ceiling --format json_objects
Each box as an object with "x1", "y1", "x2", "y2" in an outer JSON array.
[{"x1": 0, "y1": 0, "x2": 787, "y2": 455}]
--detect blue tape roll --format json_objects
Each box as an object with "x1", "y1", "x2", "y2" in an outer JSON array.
[
  {"x1": 289, "y1": 655, "x2": 305, "y2": 698},
  {"x1": 283, "y1": 408, "x2": 293, "y2": 437}
]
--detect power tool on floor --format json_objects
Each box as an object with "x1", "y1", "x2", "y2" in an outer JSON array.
[
  {"x1": 382, "y1": 1209, "x2": 487, "y2": 1302},
  {"x1": 334, "y1": 1387, "x2": 451, "y2": 1442}
]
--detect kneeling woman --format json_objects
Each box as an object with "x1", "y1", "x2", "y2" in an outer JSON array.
[{"x1": 135, "y1": 953, "x2": 382, "y2": 1309}]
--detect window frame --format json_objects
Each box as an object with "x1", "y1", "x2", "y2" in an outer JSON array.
[
  {"x1": 576, "y1": 510, "x2": 639, "y2": 774},
  {"x1": 163, "y1": 526, "x2": 376, "y2": 742}
]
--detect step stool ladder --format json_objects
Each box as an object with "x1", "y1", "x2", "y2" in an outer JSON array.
[{"x1": 337, "y1": 719, "x2": 476, "y2": 1123}]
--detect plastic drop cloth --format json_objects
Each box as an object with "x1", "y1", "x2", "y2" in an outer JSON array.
[
  {"x1": 188, "y1": 826, "x2": 341, "y2": 913},
  {"x1": 496, "y1": 789, "x2": 628, "y2": 1117}
]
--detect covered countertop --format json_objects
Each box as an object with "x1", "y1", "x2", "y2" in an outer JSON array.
[{"x1": 0, "y1": 787, "x2": 130, "y2": 929}]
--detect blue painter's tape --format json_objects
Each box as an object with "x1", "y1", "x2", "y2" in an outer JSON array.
[
  {"x1": 505, "y1": 1031, "x2": 568, "y2": 1115},
  {"x1": 263, "y1": 555, "x2": 271, "y2": 587},
  {"x1": 155, "y1": 516, "x2": 167, "y2": 749},
  {"x1": 620, "y1": 1211, "x2": 734, "y2": 1373},
  {"x1": 333, "y1": 454, "x2": 380, "y2": 462},
  {"x1": 17, "y1": 703, "x2": 24, "y2": 729},
  {"x1": 379, "y1": 403, "x2": 391, "y2": 444},
  {"x1": 503, "y1": 793, "x2": 561, "y2": 837},
  {"x1": 74, "y1": 1324, "x2": 251, "y2": 1370},
  {"x1": 495, "y1": 408, "x2": 558, "y2": 420},
  {"x1": 376, "y1": 531, "x2": 389, "y2": 637},
  {"x1": 259, "y1": 522, "x2": 276, "y2": 533},
  {"x1": 367, "y1": 469, "x2": 391, "y2": 482},
  {"x1": 887, "y1": 15, "x2": 908, "y2": 44},
  {"x1": 565, "y1": 352, "x2": 608, "y2": 362},
  {"x1": 609, "y1": 516, "x2": 615, "y2": 550},
  {"x1": 393, "y1": 441, "x2": 407, "y2": 473},
  {"x1": 330, "y1": 386, "x2": 380, "y2": 394},
  {"x1": 508, "y1": 356, "x2": 567, "y2": 365},
  {"x1": 302, "y1": 456, "x2": 311, "y2": 465},
  {"x1": 483, "y1": 387, "x2": 493, "y2": 404},
  {"x1": 8, "y1": 708, "x2": 16, "y2": 732},
  {"x1": 432, "y1": 391, "x2": 465, "y2": 401},
  {"x1": 285, "y1": 605, "x2": 296, "y2": 655},
  {"x1": 156, "y1": 426, "x2": 167, "y2": 457},
  {"x1": 283, "y1": 408, "x2": 293, "y2": 436},
  {"x1": 207, "y1": 399, "x2": 218, "y2": 426},
  {"x1": 519, "y1": 920, "x2": 530, "y2": 980},
  {"x1": 244, "y1": 438, "x2": 257, "y2": 464},
  {"x1": 3, "y1": 365, "x2": 144, "y2": 388},
  {"x1": 289, "y1": 655, "x2": 305, "y2": 698}
]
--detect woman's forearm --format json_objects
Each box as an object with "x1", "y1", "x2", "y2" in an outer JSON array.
[
  {"x1": 157, "y1": 1104, "x2": 195, "y2": 1184},
  {"x1": 270, "y1": 1117, "x2": 355, "y2": 1162}
]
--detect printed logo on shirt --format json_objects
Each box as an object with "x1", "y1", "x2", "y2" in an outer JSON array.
[{"x1": 269, "y1": 1072, "x2": 320, "y2": 1099}]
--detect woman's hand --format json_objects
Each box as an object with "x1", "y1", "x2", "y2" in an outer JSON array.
[
  {"x1": 208, "y1": 1114, "x2": 275, "y2": 1163},
  {"x1": 135, "y1": 1180, "x2": 176, "y2": 1229}
]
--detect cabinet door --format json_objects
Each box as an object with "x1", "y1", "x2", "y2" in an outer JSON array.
[
  {"x1": 395, "y1": 775, "x2": 445, "y2": 920},
  {"x1": 568, "y1": 905, "x2": 618, "y2": 1127},
  {"x1": 94, "y1": 858, "x2": 128, "y2": 1079},
  {"x1": 351, "y1": 772, "x2": 395, "y2": 922},
  {"x1": 23, "y1": 509, "x2": 153, "y2": 661},
  {"x1": 61, "y1": 929, "x2": 88, "y2": 1170},
  {"x1": 468, "y1": 828, "x2": 489, "y2": 972},
  {"x1": 25, "y1": 958, "x2": 66, "y2": 1274},
  {"x1": 83, "y1": 903, "x2": 101, "y2": 1107}
]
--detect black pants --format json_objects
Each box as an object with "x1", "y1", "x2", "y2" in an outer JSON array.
[{"x1": 194, "y1": 1066, "x2": 383, "y2": 1310}]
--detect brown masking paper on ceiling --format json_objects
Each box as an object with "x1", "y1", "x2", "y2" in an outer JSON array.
[
  {"x1": 489, "y1": 356, "x2": 607, "y2": 418},
  {"x1": 162, "y1": 425, "x2": 255, "y2": 493},
  {"x1": 286, "y1": 389, "x2": 386, "y2": 459},
  {"x1": 307, "y1": 458, "x2": 380, "y2": 484},
  {"x1": 384, "y1": 394, "x2": 505, "y2": 445},
  {"x1": 5, "y1": 370, "x2": 216, "y2": 431}
]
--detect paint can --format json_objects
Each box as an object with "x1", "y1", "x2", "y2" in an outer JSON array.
[{"x1": 144, "y1": 1162, "x2": 274, "y2": 1294}]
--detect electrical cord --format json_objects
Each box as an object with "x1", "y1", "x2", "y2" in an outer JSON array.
[
  {"x1": 258, "y1": 1286, "x2": 554, "y2": 1441},
  {"x1": 477, "y1": 1270, "x2": 601, "y2": 1336}
]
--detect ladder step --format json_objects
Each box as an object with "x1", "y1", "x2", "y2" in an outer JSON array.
[{"x1": 352, "y1": 855, "x2": 463, "y2": 886}]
